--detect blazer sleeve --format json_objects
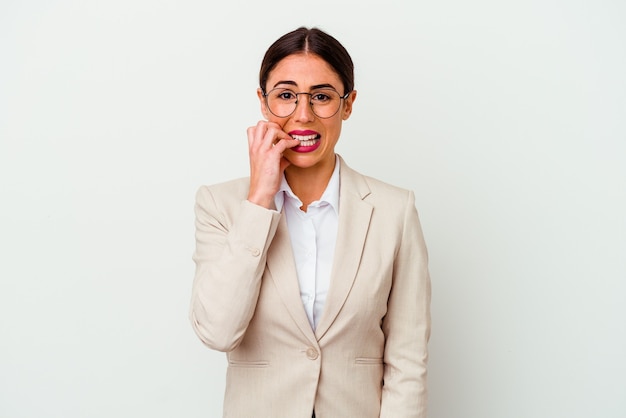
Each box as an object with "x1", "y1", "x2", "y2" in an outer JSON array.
[
  {"x1": 380, "y1": 190, "x2": 431, "y2": 418},
  {"x1": 189, "y1": 185, "x2": 282, "y2": 352}
]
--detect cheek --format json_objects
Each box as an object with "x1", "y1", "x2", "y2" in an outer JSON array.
[
  {"x1": 266, "y1": 114, "x2": 287, "y2": 127},
  {"x1": 324, "y1": 119, "x2": 343, "y2": 137},
  {"x1": 261, "y1": 102, "x2": 270, "y2": 118}
]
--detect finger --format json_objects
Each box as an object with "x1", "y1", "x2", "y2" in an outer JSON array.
[
  {"x1": 248, "y1": 121, "x2": 282, "y2": 150},
  {"x1": 263, "y1": 125, "x2": 291, "y2": 147},
  {"x1": 246, "y1": 125, "x2": 258, "y2": 148},
  {"x1": 247, "y1": 120, "x2": 269, "y2": 146},
  {"x1": 273, "y1": 136, "x2": 300, "y2": 152}
]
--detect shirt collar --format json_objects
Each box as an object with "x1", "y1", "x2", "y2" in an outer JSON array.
[{"x1": 274, "y1": 155, "x2": 340, "y2": 214}]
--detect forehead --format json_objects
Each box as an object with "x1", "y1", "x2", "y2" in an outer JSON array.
[{"x1": 267, "y1": 53, "x2": 342, "y2": 89}]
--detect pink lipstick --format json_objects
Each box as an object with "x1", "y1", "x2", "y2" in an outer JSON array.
[{"x1": 289, "y1": 130, "x2": 321, "y2": 153}]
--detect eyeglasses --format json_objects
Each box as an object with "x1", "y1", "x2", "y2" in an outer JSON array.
[{"x1": 262, "y1": 88, "x2": 351, "y2": 119}]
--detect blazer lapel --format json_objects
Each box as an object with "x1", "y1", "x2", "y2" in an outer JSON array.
[
  {"x1": 315, "y1": 156, "x2": 373, "y2": 340},
  {"x1": 266, "y1": 213, "x2": 318, "y2": 344}
]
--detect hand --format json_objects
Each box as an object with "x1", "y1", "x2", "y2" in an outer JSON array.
[{"x1": 246, "y1": 120, "x2": 299, "y2": 208}]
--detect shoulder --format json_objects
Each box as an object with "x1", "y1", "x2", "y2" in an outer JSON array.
[
  {"x1": 339, "y1": 156, "x2": 414, "y2": 206},
  {"x1": 196, "y1": 177, "x2": 249, "y2": 198},
  {"x1": 195, "y1": 177, "x2": 250, "y2": 211},
  {"x1": 339, "y1": 158, "x2": 422, "y2": 245},
  {"x1": 360, "y1": 174, "x2": 416, "y2": 225},
  {"x1": 362, "y1": 174, "x2": 412, "y2": 199}
]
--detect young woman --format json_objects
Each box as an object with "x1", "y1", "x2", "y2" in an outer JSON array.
[{"x1": 190, "y1": 27, "x2": 431, "y2": 418}]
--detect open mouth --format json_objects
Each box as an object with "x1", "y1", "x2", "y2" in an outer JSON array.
[{"x1": 290, "y1": 133, "x2": 320, "y2": 147}]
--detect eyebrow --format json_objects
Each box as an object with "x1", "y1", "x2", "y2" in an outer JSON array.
[{"x1": 272, "y1": 80, "x2": 339, "y2": 91}]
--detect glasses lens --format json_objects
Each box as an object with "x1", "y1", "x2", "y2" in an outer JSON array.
[
  {"x1": 309, "y1": 89, "x2": 342, "y2": 118},
  {"x1": 266, "y1": 89, "x2": 297, "y2": 118},
  {"x1": 266, "y1": 89, "x2": 342, "y2": 118}
]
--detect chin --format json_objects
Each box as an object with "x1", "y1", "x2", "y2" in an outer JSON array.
[{"x1": 285, "y1": 153, "x2": 321, "y2": 168}]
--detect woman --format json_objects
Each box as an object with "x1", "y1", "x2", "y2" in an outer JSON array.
[{"x1": 190, "y1": 27, "x2": 431, "y2": 418}]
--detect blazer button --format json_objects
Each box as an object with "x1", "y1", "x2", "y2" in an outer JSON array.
[
  {"x1": 250, "y1": 248, "x2": 260, "y2": 257},
  {"x1": 306, "y1": 347, "x2": 319, "y2": 360}
]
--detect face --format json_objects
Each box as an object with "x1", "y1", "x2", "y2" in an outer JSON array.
[{"x1": 257, "y1": 53, "x2": 356, "y2": 170}]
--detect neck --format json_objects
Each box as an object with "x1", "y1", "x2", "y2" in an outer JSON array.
[{"x1": 285, "y1": 155, "x2": 336, "y2": 209}]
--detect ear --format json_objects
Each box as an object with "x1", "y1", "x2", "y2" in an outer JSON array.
[
  {"x1": 341, "y1": 90, "x2": 357, "y2": 120},
  {"x1": 257, "y1": 88, "x2": 269, "y2": 119}
]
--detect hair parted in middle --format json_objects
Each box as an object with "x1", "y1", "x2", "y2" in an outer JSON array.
[{"x1": 259, "y1": 27, "x2": 355, "y2": 95}]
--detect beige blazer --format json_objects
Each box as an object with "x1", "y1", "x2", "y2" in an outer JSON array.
[{"x1": 190, "y1": 156, "x2": 431, "y2": 418}]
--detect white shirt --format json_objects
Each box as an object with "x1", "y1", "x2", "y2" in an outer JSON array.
[{"x1": 274, "y1": 158, "x2": 340, "y2": 330}]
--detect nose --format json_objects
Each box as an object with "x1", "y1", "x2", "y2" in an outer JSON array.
[{"x1": 293, "y1": 93, "x2": 315, "y2": 122}]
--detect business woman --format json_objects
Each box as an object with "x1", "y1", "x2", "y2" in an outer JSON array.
[{"x1": 190, "y1": 27, "x2": 431, "y2": 418}]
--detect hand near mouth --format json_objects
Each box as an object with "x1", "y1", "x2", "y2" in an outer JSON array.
[{"x1": 246, "y1": 120, "x2": 300, "y2": 209}]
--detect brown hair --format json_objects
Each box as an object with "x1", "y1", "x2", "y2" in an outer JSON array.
[{"x1": 259, "y1": 27, "x2": 354, "y2": 95}]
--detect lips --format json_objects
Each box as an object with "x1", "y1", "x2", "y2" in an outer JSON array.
[{"x1": 289, "y1": 130, "x2": 321, "y2": 153}]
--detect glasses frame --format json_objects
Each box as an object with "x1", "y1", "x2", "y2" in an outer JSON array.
[{"x1": 262, "y1": 88, "x2": 352, "y2": 119}]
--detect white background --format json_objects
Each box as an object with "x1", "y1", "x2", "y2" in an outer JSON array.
[{"x1": 1, "y1": 1, "x2": 625, "y2": 417}]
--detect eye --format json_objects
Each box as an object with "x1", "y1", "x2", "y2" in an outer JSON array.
[
  {"x1": 274, "y1": 90, "x2": 296, "y2": 101},
  {"x1": 311, "y1": 92, "x2": 331, "y2": 103}
]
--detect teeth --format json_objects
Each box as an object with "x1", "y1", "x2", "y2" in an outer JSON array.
[
  {"x1": 299, "y1": 139, "x2": 316, "y2": 146},
  {"x1": 291, "y1": 134, "x2": 318, "y2": 142}
]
